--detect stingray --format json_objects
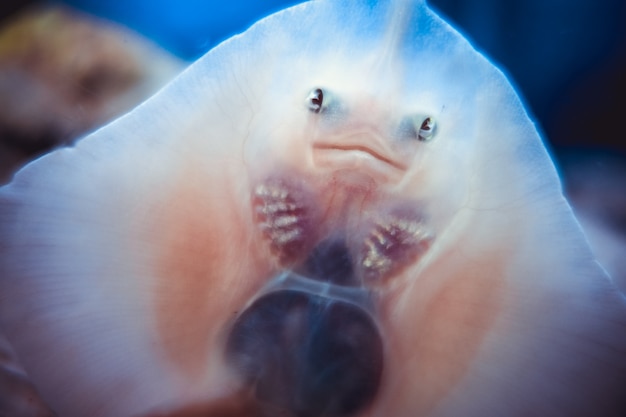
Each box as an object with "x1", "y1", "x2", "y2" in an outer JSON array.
[{"x1": 1, "y1": 1, "x2": 625, "y2": 416}]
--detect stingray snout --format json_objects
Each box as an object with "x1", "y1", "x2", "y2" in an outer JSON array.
[{"x1": 313, "y1": 130, "x2": 406, "y2": 170}]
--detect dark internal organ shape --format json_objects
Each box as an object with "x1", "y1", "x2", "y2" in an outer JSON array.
[
  {"x1": 252, "y1": 179, "x2": 317, "y2": 266},
  {"x1": 225, "y1": 290, "x2": 383, "y2": 417},
  {"x1": 360, "y1": 213, "x2": 434, "y2": 283}
]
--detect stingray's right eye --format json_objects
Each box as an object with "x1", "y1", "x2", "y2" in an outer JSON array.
[{"x1": 306, "y1": 88, "x2": 324, "y2": 113}]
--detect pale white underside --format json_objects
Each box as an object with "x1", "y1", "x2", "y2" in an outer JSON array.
[{"x1": 0, "y1": 1, "x2": 625, "y2": 416}]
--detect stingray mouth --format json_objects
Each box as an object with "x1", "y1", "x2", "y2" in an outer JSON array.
[{"x1": 312, "y1": 142, "x2": 407, "y2": 172}]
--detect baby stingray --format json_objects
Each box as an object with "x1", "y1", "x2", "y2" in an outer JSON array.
[{"x1": 1, "y1": 1, "x2": 626, "y2": 417}]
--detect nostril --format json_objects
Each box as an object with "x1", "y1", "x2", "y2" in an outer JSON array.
[{"x1": 225, "y1": 290, "x2": 383, "y2": 417}]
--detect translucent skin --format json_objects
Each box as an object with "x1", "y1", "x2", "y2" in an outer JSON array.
[{"x1": 1, "y1": 1, "x2": 625, "y2": 417}]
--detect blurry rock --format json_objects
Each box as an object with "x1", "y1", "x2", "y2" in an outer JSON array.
[{"x1": 0, "y1": 4, "x2": 185, "y2": 183}]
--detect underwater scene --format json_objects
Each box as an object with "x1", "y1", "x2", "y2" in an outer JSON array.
[{"x1": 0, "y1": 1, "x2": 625, "y2": 416}]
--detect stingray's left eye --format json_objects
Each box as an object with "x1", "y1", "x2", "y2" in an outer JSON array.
[
  {"x1": 418, "y1": 117, "x2": 436, "y2": 141},
  {"x1": 398, "y1": 115, "x2": 437, "y2": 142},
  {"x1": 306, "y1": 88, "x2": 324, "y2": 113}
]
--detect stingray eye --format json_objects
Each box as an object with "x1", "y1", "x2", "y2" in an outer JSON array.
[
  {"x1": 306, "y1": 88, "x2": 324, "y2": 113},
  {"x1": 418, "y1": 117, "x2": 436, "y2": 141},
  {"x1": 398, "y1": 115, "x2": 437, "y2": 142}
]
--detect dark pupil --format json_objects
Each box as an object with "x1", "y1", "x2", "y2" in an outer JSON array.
[
  {"x1": 311, "y1": 88, "x2": 324, "y2": 112},
  {"x1": 420, "y1": 117, "x2": 431, "y2": 131}
]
